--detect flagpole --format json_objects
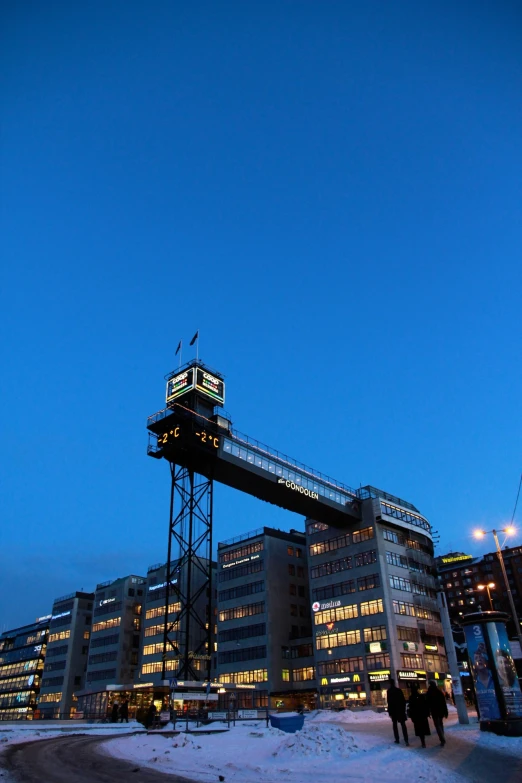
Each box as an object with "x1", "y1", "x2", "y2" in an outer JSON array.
[
  {"x1": 196, "y1": 333, "x2": 199, "y2": 362},
  {"x1": 178, "y1": 340, "x2": 182, "y2": 369}
]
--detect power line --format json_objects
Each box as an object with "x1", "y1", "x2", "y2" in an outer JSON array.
[{"x1": 511, "y1": 472, "x2": 522, "y2": 525}]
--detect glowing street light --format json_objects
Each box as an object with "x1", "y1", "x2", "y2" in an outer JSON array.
[
  {"x1": 477, "y1": 582, "x2": 495, "y2": 611},
  {"x1": 473, "y1": 527, "x2": 522, "y2": 647}
]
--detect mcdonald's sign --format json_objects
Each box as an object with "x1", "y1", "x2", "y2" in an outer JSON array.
[
  {"x1": 353, "y1": 674, "x2": 361, "y2": 682},
  {"x1": 321, "y1": 677, "x2": 328, "y2": 686}
]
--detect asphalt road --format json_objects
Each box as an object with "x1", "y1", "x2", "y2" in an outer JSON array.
[
  {"x1": 3, "y1": 733, "x2": 195, "y2": 783},
  {"x1": 341, "y1": 714, "x2": 522, "y2": 783}
]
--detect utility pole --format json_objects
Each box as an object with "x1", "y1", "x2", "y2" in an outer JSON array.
[
  {"x1": 492, "y1": 529, "x2": 522, "y2": 649},
  {"x1": 437, "y1": 590, "x2": 469, "y2": 724}
]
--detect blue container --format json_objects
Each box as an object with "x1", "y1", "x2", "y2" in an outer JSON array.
[{"x1": 269, "y1": 713, "x2": 305, "y2": 733}]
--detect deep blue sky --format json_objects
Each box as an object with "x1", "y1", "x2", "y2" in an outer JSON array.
[{"x1": 1, "y1": 1, "x2": 521, "y2": 630}]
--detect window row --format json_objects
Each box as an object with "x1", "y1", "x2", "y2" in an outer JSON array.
[
  {"x1": 93, "y1": 601, "x2": 123, "y2": 618},
  {"x1": 310, "y1": 550, "x2": 377, "y2": 579},
  {"x1": 314, "y1": 603, "x2": 358, "y2": 625},
  {"x1": 393, "y1": 601, "x2": 440, "y2": 622},
  {"x1": 380, "y1": 502, "x2": 431, "y2": 533},
  {"x1": 219, "y1": 668, "x2": 268, "y2": 684},
  {"x1": 317, "y1": 656, "x2": 364, "y2": 675},
  {"x1": 92, "y1": 617, "x2": 121, "y2": 634},
  {"x1": 86, "y1": 668, "x2": 117, "y2": 682},
  {"x1": 142, "y1": 661, "x2": 179, "y2": 675},
  {"x1": 218, "y1": 560, "x2": 264, "y2": 583},
  {"x1": 46, "y1": 645, "x2": 69, "y2": 658},
  {"x1": 88, "y1": 651, "x2": 118, "y2": 665},
  {"x1": 219, "y1": 602, "x2": 265, "y2": 623},
  {"x1": 90, "y1": 633, "x2": 120, "y2": 648},
  {"x1": 0, "y1": 661, "x2": 39, "y2": 679},
  {"x1": 218, "y1": 623, "x2": 266, "y2": 644},
  {"x1": 293, "y1": 666, "x2": 315, "y2": 681},
  {"x1": 288, "y1": 565, "x2": 306, "y2": 578},
  {"x1": 145, "y1": 603, "x2": 180, "y2": 621},
  {"x1": 0, "y1": 675, "x2": 40, "y2": 693},
  {"x1": 218, "y1": 581, "x2": 265, "y2": 603},
  {"x1": 316, "y1": 630, "x2": 361, "y2": 649},
  {"x1": 218, "y1": 645, "x2": 267, "y2": 664},
  {"x1": 38, "y1": 692, "x2": 62, "y2": 703},
  {"x1": 143, "y1": 643, "x2": 164, "y2": 656},
  {"x1": 48, "y1": 631, "x2": 71, "y2": 644},
  {"x1": 220, "y1": 541, "x2": 264, "y2": 564}
]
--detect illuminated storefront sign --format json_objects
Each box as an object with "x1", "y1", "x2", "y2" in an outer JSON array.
[
  {"x1": 425, "y1": 644, "x2": 438, "y2": 652},
  {"x1": 368, "y1": 670, "x2": 391, "y2": 683},
  {"x1": 51, "y1": 611, "x2": 71, "y2": 620},
  {"x1": 99, "y1": 597, "x2": 116, "y2": 606},
  {"x1": 277, "y1": 477, "x2": 319, "y2": 501},
  {"x1": 148, "y1": 580, "x2": 178, "y2": 591},
  {"x1": 441, "y1": 554, "x2": 473, "y2": 564},
  {"x1": 369, "y1": 642, "x2": 383, "y2": 653},
  {"x1": 397, "y1": 670, "x2": 427, "y2": 681},
  {"x1": 402, "y1": 642, "x2": 418, "y2": 652}
]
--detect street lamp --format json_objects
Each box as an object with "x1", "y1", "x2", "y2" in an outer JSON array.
[
  {"x1": 477, "y1": 582, "x2": 495, "y2": 611},
  {"x1": 473, "y1": 527, "x2": 522, "y2": 647}
]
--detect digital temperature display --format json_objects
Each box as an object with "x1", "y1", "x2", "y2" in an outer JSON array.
[
  {"x1": 166, "y1": 368, "x2": 195, "y2": 403},
  {"x1": 195, "y1": 368, "x2": 225, "y2": 406}
]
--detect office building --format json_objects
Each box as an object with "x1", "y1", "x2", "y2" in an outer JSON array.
[
  {"x1": 38, "y1": 591, "x2": 95, "y2": 717},
  {"x1": 84, "y1": 574, "x2": 146, "y2": 690},
  {"x1": 0, "y1": 616, "x2": 50, "y2": 720},
  {"x1": 436, "y1": 546, "x2": 522, "y2": 639},
  {"x1": 137, "y1": 558, "x2": 216, "y2": 686},
  {"x1": 306, "y1": 486, "x2": 446, "y2": 708},
  {"x1": 215, "y1": 527, "x2": 316, "y2": 710}
]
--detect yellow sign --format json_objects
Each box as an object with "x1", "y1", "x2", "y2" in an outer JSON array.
[
  {"x1": 353, "y1": 674, "x2": 361, "y2": 682},
  {"x1": 441, "y1": 554, "x2": 472, "y2": 564},
  {"x1": 321, "y1": 677, "x2": 328, "y2": 686}
]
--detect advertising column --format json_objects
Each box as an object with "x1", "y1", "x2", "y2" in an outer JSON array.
[{"x1": 461, "y1": 611, "x2": 522, "y2": 734}]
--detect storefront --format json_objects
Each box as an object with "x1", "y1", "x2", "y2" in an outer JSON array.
[
  {"x1": 318, "y1": 674, "x2": 368, "y2": 709},
  {"x1": 397, "y1": 669, "x2": 427, "y2": 693},
  {"x1": 368, "y1": 669, "x2": 391, "y2": 707}
]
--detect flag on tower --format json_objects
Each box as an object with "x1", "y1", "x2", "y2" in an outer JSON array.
[
  {"x1": 189, "y1": 331, "x2": 199, "y2": 346},
  {"x1": 175, "y1": 340, "x2": 182, "y2": 355}
]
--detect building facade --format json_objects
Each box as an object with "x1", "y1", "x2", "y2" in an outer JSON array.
[
  {"x1": 0, "y1": 617, "x2": 50, "y2": 720},
  {"x1": 306, "y1": 486, "x2": 447, "y2": 708},
  {"x1": 38, "y1": 591, "x2": 94, "y2": 717},
  {"x1": 137, "y1": 558, "x2": 216, "y2": 687},
  {"x1": 436, "y1": 546, "x2": 522, "y2": 639},
  {"x1": 84, "y1": 574, "x2": 145, "y2": 691},
  {"x1": 215, "y1": 527, "x2": 316, "y2": 710}
]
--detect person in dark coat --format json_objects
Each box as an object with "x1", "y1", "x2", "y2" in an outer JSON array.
[
  {"x1": 386, "y1": 679, "x2": 409, "y2": 745},
  {"x1": 146, "y1": 702, "x2": 157, "y2": 729},
  {"x1": 111, "y1": 699, "x2": 119, "y2": 723},
  {"x1": 407, "y1": 683, "x2": 431, "y2": 748},
  {"x1": 119, "y1": 698, "x2": 129, "y2": 723},
  {"x1": 426, "y1": 681, "x2": 448, "y2": 746}
]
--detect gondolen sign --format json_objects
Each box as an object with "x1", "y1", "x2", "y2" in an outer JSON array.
[{"x1": 277, "y1": 477, "x2": 319, "y2": 500}]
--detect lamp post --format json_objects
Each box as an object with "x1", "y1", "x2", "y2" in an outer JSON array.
[
  {"x1": 474, "y1": 527, "x2": 522, "y2": 648},
  {"x1": 477, "y1": 582, "x2": 495, "y2": 611}
]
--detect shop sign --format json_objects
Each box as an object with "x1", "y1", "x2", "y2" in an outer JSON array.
[
  {"x1": 100, "y1": 597, "x2": 116, "y2": 606},
  {"x1": 402, "y1": 642, "x2": 418, "y2": 652},
  {"x1": 397, "y1": 670, "x2": 426, "y2": 681},
  {"x1": 208, "y1": 711, "x2": 227, "y2": 719},
  {"x1": 238, "y1": 709, "x2": 258, "y2": 719},
  {"x1": 51, "y1": 611, "x2": 71, "y2": 620},
  {"x1": 312, "y1": 599, "x2": 341, "y2": 613},
  {"x1": 330, "y1": 675, "x2": 352, "y2": 685},
  {"x1": 368, "y1": 670, "x2": 391, "y2": 683},
  {"x1": 367, "y1": 641, "x2": 384, "y2": 653},
  {"x1": 425, "y1": 644, "x2": 438, "y2": 652},
  {"x1": 441, "y1": 554, "x2": 472, "y2": 564}
]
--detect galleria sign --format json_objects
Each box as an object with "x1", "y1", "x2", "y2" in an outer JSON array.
[{"x1": 277, "y1": 478, "x2": 319, "y2": 500}]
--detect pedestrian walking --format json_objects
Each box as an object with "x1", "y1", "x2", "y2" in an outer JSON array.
[
  {"x1": 146, "y1": 701, "x2": 157, "y2": 729},
  {"x1": 111, "y1": 699, "x2": 119, "y2": 723},
  {"x1": 426, "y1": 680, "x2": 448, "y2": 746},
  {"x1": 386, "y1": 679, "x2": 409, "y2": 746},
  {"x1": 407, "y1": 683, "x2": 431, "y2": 748},
  {"x1": 119, "y1": 698, "x2": 129, "y2": 723}
]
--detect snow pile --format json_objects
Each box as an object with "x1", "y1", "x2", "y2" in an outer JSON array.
[
  {"x1": 313, "y1": 708, "x2": 390, "y2": 724},
  {"x1": 272, "y1": 723, "x2": 361, "y2": 758}
]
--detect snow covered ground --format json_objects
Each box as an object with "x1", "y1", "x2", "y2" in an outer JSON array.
[
  {"x1": 102, "y1": 713, "x2": 466, "y2": 783},
  {"x1": 2, "y1": 711, "x2": 522, "y2": 783}
]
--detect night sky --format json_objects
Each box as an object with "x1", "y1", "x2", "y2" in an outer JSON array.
[{"x1": 1, "y1": 1, "x2": 521, "y2": 630}]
